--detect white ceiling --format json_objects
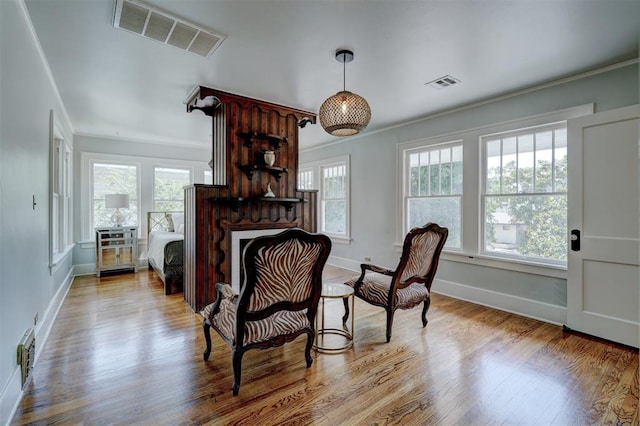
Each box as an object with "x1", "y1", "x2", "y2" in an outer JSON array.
[{"x1": 24, "y1": 0, "x2": 639, "y2": 150}]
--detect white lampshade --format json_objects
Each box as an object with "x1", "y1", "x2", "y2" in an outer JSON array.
[{"x1": 105, "y1": 194, "x2": 129, "y2": 209}]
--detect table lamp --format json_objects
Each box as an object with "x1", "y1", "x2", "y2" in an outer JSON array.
[{"x1": 105, "y1": 194, "x2": 129, "y2": 227}]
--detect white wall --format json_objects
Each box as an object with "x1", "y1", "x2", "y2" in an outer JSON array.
[
  {"x1": 301, "y1": 62, "x2": 639, "y2": 324},
  {"x1": 0, "y1": 0, "x2": 75, "y2": 423}
]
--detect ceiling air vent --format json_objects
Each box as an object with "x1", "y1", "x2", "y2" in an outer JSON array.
[
  {"x1": 426, "y1": 75, "x2": 461, "y2": 89},
  {"x1": 113, "y1": 0, "x2": 226, "y2": 58}
]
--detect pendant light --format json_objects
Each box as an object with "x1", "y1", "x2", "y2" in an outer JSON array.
[{"x1": 319, "y1": 49, "x2": 371, "y2": 136}]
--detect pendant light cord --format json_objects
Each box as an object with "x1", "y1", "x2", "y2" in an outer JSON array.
[{"x1": 342, "y1": 52, "x2": 346, "y2": 92}]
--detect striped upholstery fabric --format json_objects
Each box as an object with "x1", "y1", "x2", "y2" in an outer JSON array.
[
  {"x1": 248, "y1": 238, "x2": 322, "y2": 311},
  {"x1": 204, "y1": 284, "x2": 311, "y2": 346},
  {"x1": 399, "y1": 231, "x2": 440, "y2": 283},
  {"x1": 345, "y1": 272, "x2": 429, "y2": 308},
  {"x1": 203, "y1": 235, "x2": 325, "y2": 346}
]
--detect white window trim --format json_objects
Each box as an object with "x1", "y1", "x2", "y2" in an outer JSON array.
[
  {"x1": 300, "y1": 155, "x2": 351, "y2": 244},
  {"x1": 396, "y1": 103, "x2": 594, "y2": 275},
  {"x1": 49, "y1": 110, "x2": 74, "y2": 273}
]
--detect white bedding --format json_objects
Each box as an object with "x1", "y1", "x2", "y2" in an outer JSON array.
[{"x1": 148, "y1": 230, "x2": 184, "y2": 273}]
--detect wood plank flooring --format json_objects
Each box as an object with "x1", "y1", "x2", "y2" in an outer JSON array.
[{"x1": 12, "y1": 266, "x2": 639, "y2": 425}]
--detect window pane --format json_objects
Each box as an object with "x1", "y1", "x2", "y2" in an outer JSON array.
[
  {"x1": 204, "y1": 170, "x2": 213, "y2": 185},
  {"x1": 486, "y1": 140, "x2": 501, "y2": 194},
  {"x1": 517, "y1": 134, "x2": 534, "y2": 193},
  {"x1": 554, "y1": 128, "x2": 568, "y2": 192},
  {"x1": 535, "y1": 131, "x2": 554, "y2": 192},
  {"x1": 451, "y1": 145, "x2": 463, "y2": 194},
  {"x1": 409, "y1": 165, "x2": 419, "y2": 196},
  {"x1": 484, "y1": 194, "x2": 567, "y2": 261},
  {"x1": 407, "y1": 197, "x2": 461, "y2": 248},
  {"x1": 154, "y1": 167, "x2": 190, "y2": 212},
  {"x1": 322, "y1": 200, "x2": 346, "y2": 234},
  {"x1": 429, "y1": 151, "x2": 440, "y2": 195},
  {"x1": 502, "y1": 137, "x2": 517, "y2": 193},
  {"x1": 93, "y1": 163, "x2": 138, "y2": 227},
  {"x1": 298, "y1": 169, "x2": 314, "y2": 190},
  {"x1": 322, "y1": 165, "x2": 345, "y2": 199}
]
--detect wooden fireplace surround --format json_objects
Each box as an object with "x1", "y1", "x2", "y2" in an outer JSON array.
[{"x1": 183, "y1": 87, "x2": 318, "y2": 311}]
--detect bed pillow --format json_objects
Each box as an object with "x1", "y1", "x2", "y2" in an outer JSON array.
[
  {"x1": 165, "y1": 212, "x2": 175, "y2": 232},
  {"x1": 172, "y1": 213, "x2": 184, "y2": 233}
]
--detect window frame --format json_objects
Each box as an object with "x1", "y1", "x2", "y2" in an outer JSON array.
[
  {"x1": 480, "y1": 122, "x2": 568, "y2": 266},
  {"x1": 299, "y1": 155, "x2": 351, "y2": 244},
  {"x1": 403, "y1": 140, "x2": 464, "y2": 251},
  {"x1": 49, "y1": 111, "x2": 73, "y2": 272},
  {"x1": 84, "y1": 157, "x2": 141, "y2": 239}
]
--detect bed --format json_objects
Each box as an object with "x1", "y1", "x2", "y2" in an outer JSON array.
[{"x1": 147, "y1": 211, "x2": 184, "y2": 295}]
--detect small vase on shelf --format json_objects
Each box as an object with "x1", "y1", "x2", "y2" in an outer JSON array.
[
  {"x1": 264, "y1": 183, "x2": 275, "y2": 198},
  {"x1": 264, "y1": 150, "x2": 276, "y2": 167}
]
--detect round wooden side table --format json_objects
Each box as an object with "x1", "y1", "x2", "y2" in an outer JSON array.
[{"x1": 314, "y1": 282, "x2": 354, "y2": 353}]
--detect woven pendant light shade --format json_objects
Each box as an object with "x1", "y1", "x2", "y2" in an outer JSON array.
[
  {"x1": 319, "y1": 49, "x2": 371, "y2": 137},
  {"x1": 319, "y1": 90, "x2": 371, "y2": 136}
]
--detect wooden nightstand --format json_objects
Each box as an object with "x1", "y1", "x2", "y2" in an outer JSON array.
[{"x1": 95, "y1": 226, "x2": 139, "y2": 277}]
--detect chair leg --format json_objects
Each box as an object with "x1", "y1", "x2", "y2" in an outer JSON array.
[
  {"x1": 203, "y1": 320, "x2": 212, "y2": 361},
  {"x1": 342, "y1": 297, "x2": 350, "y2": 324},
  {"x1": 386, "y1": 308, "x2": 395, "y2": 343},
  {"x1": 232, "y1": 349, "x2": 243, "y2": 396},
  {"x1": 305, "y1": 331, "x2": 314, "y2": 368},
  {"x1": 421, "y1": 298, "x2": 431, "y2": 327}
]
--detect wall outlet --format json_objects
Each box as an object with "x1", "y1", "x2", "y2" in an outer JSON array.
[
  {"x1": 33, "y1": 313, "x2": 38, "y2": 326},
  {"x1": 364, "y1": 256, "x2": 371, "y2": 262}
]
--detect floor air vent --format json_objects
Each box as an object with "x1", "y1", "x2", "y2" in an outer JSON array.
[
  {"x1": 113, "y1": 0, "x2": 226, "y2": 58},
  {"x1": 17, "y1": 329, "x2": 35, "y2": 388}
]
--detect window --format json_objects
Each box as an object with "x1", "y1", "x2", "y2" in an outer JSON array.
[
  {"x1": 204, "y1": 170, "x2": 213, "y2": 185},
  {"x1": 49, "y1": 112, "x2": 73, "y2": 269},
  {"x1": 404, "y1": 143, "x2": 463, "y2": 249},
  {"x1": 321, "y1": 162, "x2": 348, "y2": 236},
  {"x1": 299, "y1": 155, "x2": 350, "y2": 242},
  {"x1": 153, "y1": 167, "x2": 191, "y2": 211},
  {"x1": 92, "y1": 162, "x2": 139, "y2": 229},
  {"x1": 482, "y1": 123, "x2": 567, "y2": 263},
  {"x1": 396, "y1": 104, "x2": 591, "y2": 272},
  {"x1": 298, "y1": 168, "x2": 314, "y2": 190},
  {"x1": 82, "y1": 152, "x2": 209, "y2": 240}
]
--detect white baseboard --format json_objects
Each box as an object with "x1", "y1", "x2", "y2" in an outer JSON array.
[
  {"x1": 433, "y1": 278, "x2": 567, "y2": 325},
  {"x1": 326, "y1": 258, "x2": 566, "y2": 325},
  {"x1": 1, "y1": 368, "x2": 22, "y2": 426},
  {"x1": 327, "y1": 255, "x2": 361, "y2": 273},
  {"x1": 1, "y1": 267, "x2": 74, "y2": 426}
]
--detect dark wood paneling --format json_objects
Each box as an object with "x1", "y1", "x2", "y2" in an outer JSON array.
[{"x1": 184, "y1": 88, "x2": 318, "y2": 312}]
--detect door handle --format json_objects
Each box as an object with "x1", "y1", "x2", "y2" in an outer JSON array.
[{"x1": 570, "y1": 229, "x2": 580, "y2": 251}]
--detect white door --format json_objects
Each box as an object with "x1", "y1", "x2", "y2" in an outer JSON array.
[{"x1": 567, "y1": 104, "x2": 639, "y2": 348}]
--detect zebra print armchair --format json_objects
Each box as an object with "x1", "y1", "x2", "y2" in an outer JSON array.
[
  {"x1": 202, "y1": 228, "x2": 331, "y2": 395},
  {"x1": 343, "y1": 223, "x2": 448, "y2": 342}
]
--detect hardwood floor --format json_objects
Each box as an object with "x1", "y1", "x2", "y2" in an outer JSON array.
[{"x1": 12, "y1": 266, "x2": 639, "y2": 425}]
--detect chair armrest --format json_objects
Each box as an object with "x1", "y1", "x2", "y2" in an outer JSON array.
[
  {"x1": 215, "y1": 282, "x2": 238, "y2": 301},
  {"x1": 206, "y1": 283, "x2": 238, "y2": 320},
  {"x1": 362, "y1": 263, "x2": 395, "y2": 276}
]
